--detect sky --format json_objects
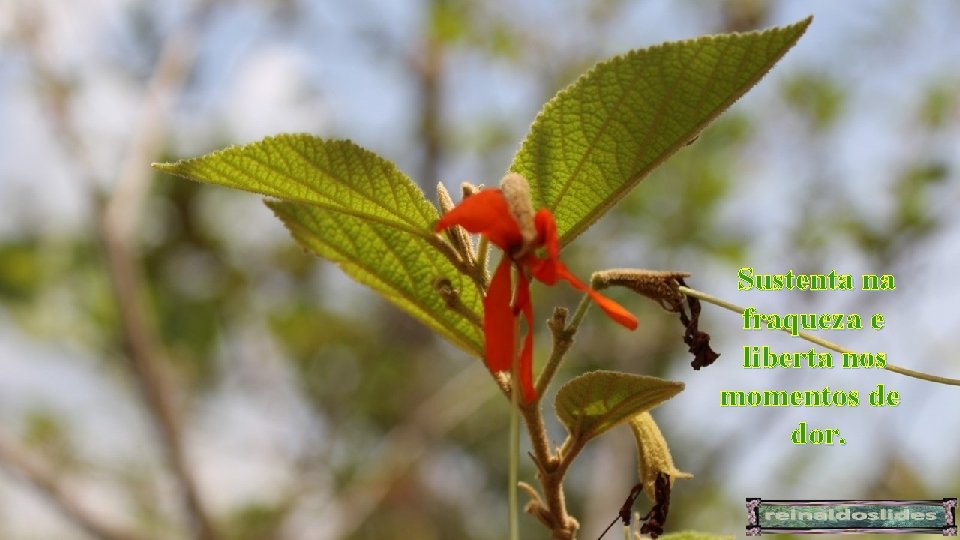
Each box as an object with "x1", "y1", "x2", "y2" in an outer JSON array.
[{"x1": 0, "y1": 0, "x2": 959, "y2": 538}]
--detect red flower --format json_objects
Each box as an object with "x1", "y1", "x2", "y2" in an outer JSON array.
[{"x1": 435, "y1": 174, "x2": 638, "y2": 404}]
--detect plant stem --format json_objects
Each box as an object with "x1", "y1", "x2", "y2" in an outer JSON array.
[
  {"x1": 478, "y1": 236, "x2": 490, "y2": 283},
  {"x1": 535, "y1": 294, "x2": 591, "y2": 398},
  {"x1": 554, "y1": 434, "x2": 586, "y2": 480},
  {"x1": 521, "y1": 405, "x2": 552, "y2": 472},
  {"x1": 677, "y1": 285, "x2": 960, "y2": 387},
  {"x1": 534, "y1": 340, "x2": 571, "y2": 403},
  {"x1": 521, "y1": 404, "x2": 578, "y2": 539},
  {"x1": 567, "y1": 292, "x2": 593, "y2": 331},
  {"x1": 510, "y1": 364, "x2": 521, "y2": 540},
  {"x1": 433, "y1": 237, "x2": 489, "y2": 294},
  {"x1": 517, "y1": 294, "x2": 598, "y2": 540},
  {"x1": 509, "y1": 283, "x2": 524, "y2": 540}
]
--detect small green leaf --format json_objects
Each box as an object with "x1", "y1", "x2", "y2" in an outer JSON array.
[
  {"x1": 659, "y1": 532, "x2": 734, "y2": 540},
  {"x1": 511, "y1": 17, "x2": 812, "y2": 246},
  {"x1": 555, "y1": 370, "x2": 683, "y2": 443},
  {"x1": 154, "y1": 135, "x2": 483, "y2": 355}
]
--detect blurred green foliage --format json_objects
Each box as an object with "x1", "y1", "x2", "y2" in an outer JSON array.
[
  {"x1": 782, "y1": 71, "x2": 846, "y2": 132},
  {"x1": 0, "y1": 242, "x2": 42, "y2": 303}
]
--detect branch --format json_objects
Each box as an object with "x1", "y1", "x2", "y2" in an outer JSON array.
[
  {"x1": 677, "y1": 285, "x2": 960, "y2": 386},
  {"x1": 327, "y1": 365, "x2": 496, "y2": 537},
  {"x1": 98, "y1": 4, "x2": 221, "y2": 539},
  {"x1": 0, "y1": 434, "x2": 144, "y2": 540},
  {"x1": 518, "y1": 298, "x2": 599, "y2": 540},
  {"x1": 15, "y1": 1, "x2": 222, "y2": 537}
]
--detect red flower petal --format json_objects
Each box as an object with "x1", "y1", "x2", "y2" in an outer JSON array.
[
  {"x1": 528, "y1": 209, "x2": 638, "y2": 330},
  {"x1": 587, "y1": 288, "x2": 639, "y2": 330},
  {"x1": 523, "y1": 210, "x2": 563, "y2": 284},
  {"x1": 483, "y1": 257, "x2": 515, "y2": 374},
  {"x1": 556, "y1": 264, "x2": 639, "y2": 330},
  {"x1": 435, "y1": 189, "x2": 523, "y2": 251},
  {"x1": 514, "y1": 270, "x2": 537, "y2": 404},
  {"x1": 439, "y1": 189, "x2": 634, "y2": 403},
  {"x1": 534, "y1": 209, "x2": 560, "y2": 261}
]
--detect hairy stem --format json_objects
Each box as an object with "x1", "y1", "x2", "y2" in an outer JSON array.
[
  {"x1": 477, "y1": 236, "x2": 491, "y2": 284},
  {"x1": 535, "y1": 293, "x2": 593, "y2": 397},
  {"x1": 678, "y1": 285, "x2": 960, "y2": 386},
  {"x1": 534, "y1": 307, "x2": 570, "y2": 398},
  {"x1": 432, "y1": 236, "x2": 489, "y2": 294},
  {"x1": 521, "y1": 404, "x2": 578, "y2": 539},
  {"x1": 517, "y1": 293, "x2": 600, "y2": 540}
]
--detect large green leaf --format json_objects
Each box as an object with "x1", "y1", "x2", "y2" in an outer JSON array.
[
  {"x1": 511, "y1": 17, "x2": 812, "y2": 245},
  {"x1": 268, "y1": 201, "x2": 483, "y2": 354},
  {"x1": 154, "y1": 135, "x2": 435, "y2": 232},
  {"x1": 555, "y1": 370, "x2": 683, "y2": 443},
  {"x1": 153, "y1": 135, "x2": 483, "y2": 355}
]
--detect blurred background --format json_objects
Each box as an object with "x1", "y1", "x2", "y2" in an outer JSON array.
[{"x1": 1, "y1": 0, "x2": 959, "y2": 538}]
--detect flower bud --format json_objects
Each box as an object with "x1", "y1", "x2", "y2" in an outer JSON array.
[
  {"x1": 499, "y1": 172, "x2": 538, "y2": 250},
  {"x1": 628, "y1": 412, "x2": 692, "y2": 502},
  {"x1": 436, "y1": 182, "x2": 476, "y2": 266},
  {"x1": 592, "y1": 269, "x2": 690, "y2": 312}
]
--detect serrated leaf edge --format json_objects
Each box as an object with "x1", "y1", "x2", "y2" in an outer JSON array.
[
  {"x1": 513, "y1": 16, "x2": 813, "y2": 247},
  {"x1": 153, "y1": 135, "x2": 440, "y2": 232},
  {"x1": 268, "y1": 200, "x2": 484, "y2": 356}
]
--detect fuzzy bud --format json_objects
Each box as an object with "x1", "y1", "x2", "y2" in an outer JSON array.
[
  {"x1": 461, "y1": 181, "x2": 480, "y2": 199},
  {"x1": 499, "y1": 172, "x2": 538, "y2": 250},
  {"x1": 592, "y1": 269, "x2": 690, "y2": 312},
  {"x1": 628, "y1": 412, "x2": 693, "y2": 502},
  {"x1": 437, "y1": 182, "x2": 477, "y2": 268}
]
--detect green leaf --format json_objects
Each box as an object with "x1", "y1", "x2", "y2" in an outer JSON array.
[
  {"x1": 511, "y1": 17, "x2": 812, "y2": 246},
  {"x1": 154, "y1": 135, "x2": 436, "y2": 233},
  {"x1": 555, "y1": 370, "x2": 683, "y2": 443},
  {"x1": 154, "y1": 135, "x2": 483, "y2": 355},
  {"x1": 268, "y1": 201, "x2": 483, "y2": 354},
  {"x1": 660, "y1": 532, "x2": 734, "y2": 540}
]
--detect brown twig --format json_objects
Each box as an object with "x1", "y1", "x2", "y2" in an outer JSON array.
[
  {"x1": 0, "y1": 434, "x2": 144, "y2": 540},
  {"x1": 12, "y1": 2, "x2": 222, "y2": 539},
  {"x1": 100, "y1": 224, "x2": 219, "y2": 540},
  {"x1": 414, "y1": 34, "x2": 444, "y2": 188},
  {"x1": 520, "y1": 403, "x2": 581, "y2": 539},
  {"x1": 517, "y1": 304, "x2": 592, "y2": 540},
  {"x1": 98, "y1": 4, "x2": 220, "y2": 539}
]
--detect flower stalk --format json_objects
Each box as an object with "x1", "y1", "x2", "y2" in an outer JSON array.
[
  {"x1": 678, "y1": 285, "x2": 960, "y2": 386},
  {"x1": 434, "y1": 174, "x2": 640, "y2": 539}
]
